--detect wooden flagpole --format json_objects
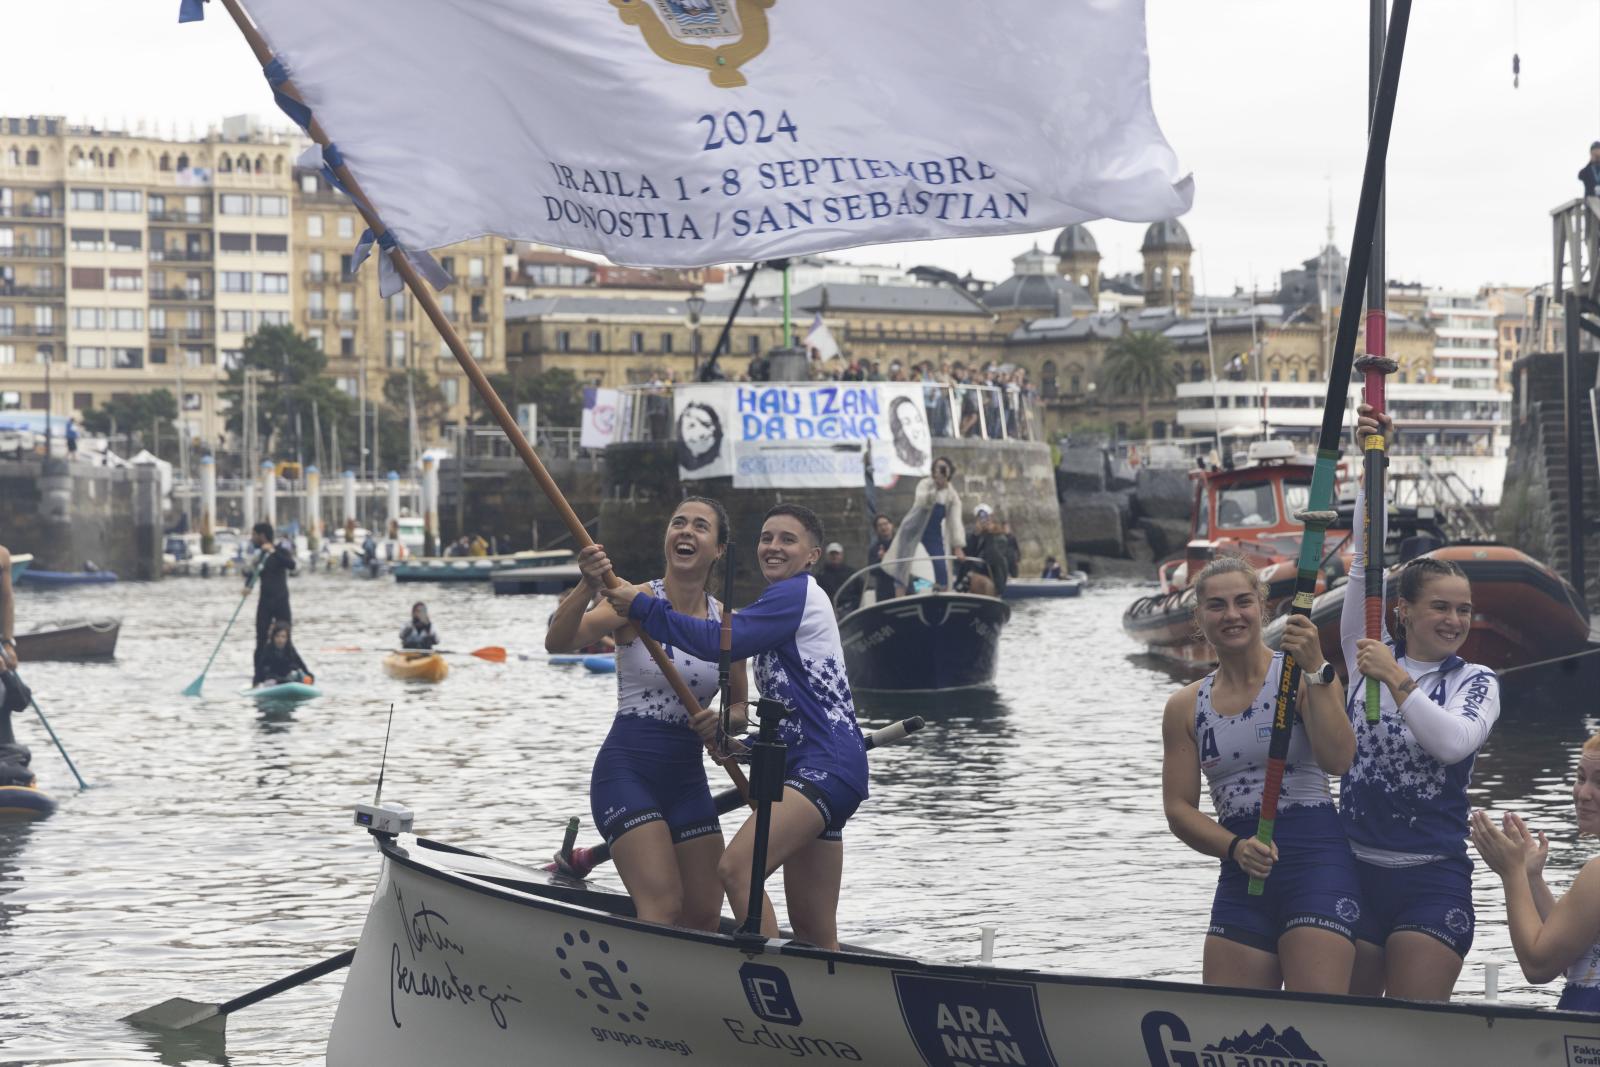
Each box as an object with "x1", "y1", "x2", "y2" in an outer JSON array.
[{"x1": 217, "y1": 0, "x2": 749, "y2": 803}]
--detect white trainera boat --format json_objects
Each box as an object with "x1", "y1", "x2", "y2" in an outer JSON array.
[{"x1": 329, "y1": 816, "x2": 1600, "y2": 1066}]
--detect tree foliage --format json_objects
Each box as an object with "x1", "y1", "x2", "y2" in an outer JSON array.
[
  {"x1": 1098, "y1": 330, "x2": 1179, "y2": 424},
  {"x1": 221, "y1": 325, "x2": 354, "y2": 462},
  {"x1": 80, "y1": 389, "x2": 178, "y2": 447},
  {"x1": 475, "y1": 367, "x2": 582, "y2": 429}
]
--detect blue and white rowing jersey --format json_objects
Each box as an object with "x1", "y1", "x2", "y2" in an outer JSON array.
[
  {"x1": 1339, "y1": 481, "x2": 1500, "y2": 859},
  {"x1": 614, "y1": 579, "x2": 722, "y2": 728},
  {"x1": 1561, "y1": 926, "x2": 1600, "y2": 1012},
  {"x1": 629, "y1": 573, "x2": 869, "y2": 801},
  {"x1": 1195, "y1": 652, "x2": 1332, "y2": 823}
]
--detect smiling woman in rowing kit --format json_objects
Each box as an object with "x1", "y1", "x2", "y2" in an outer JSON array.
[
  {"x1": 1341, "y1": 405, "x2": 1501, "y2": 1002},
  {"x1": 1472, "y1": 736, "x2": 1600, "y2": 1010},
  {"x1": 544, "y1": 497, "x2": 748, "y2": 931},
  {"x1": 1162, "y1": 555, "x2": 1359, "y2": 993},
  {"x1": 603, "y1": 503, "x2": 868, "y2": 951}
]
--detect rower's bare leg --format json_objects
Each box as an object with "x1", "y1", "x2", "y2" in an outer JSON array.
[
  {"x1": 782, "y1": 837, "x2": 843, "y2": 950},
  {"x1": 674, "y1": 833, "x2": 726, "y2": 933},
  {"x1": 1276, "y1": 927, "x2": 1355, "y2": 994},
  {"x1": 1350, "y1": 939, "x2": 1387, "y2": 996},
  {"x1": 610, "y1": 821, "x2": 685, "y2": 926},
  {"x1": 1201, "y1": 936, "x2": 1282, "y2": 990},
  {"x1": 1382, "y1": 931, "x2": 1462, "y2": 1001},
  {"x1": 720, "y1": 787, "x2": 825, "y2": 935}
]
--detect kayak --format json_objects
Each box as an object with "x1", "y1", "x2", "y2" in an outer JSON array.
[
  {"x1": 582, "y1": 654, "x2": 617, "y2": 674},
  {"x1": 240, "y1": 681, "x2": 322, "y2": 705},
  {"x1": 383, "y1": 651, "x2": 449, "y2": 683},
  {"x1": 0, "y1": 783, "x2": 56, "y2": 820}
]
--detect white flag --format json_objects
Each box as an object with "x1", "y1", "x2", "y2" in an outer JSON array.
[
  {"x1": 804, "y1": 313, "x2": 841, "y2": 362},
  {"x1": 580, "y1": 387, "x2": 620, "y2": 450},
  {"x1": 230, "y1": 1, "x2": 1192, "y2": 268}
]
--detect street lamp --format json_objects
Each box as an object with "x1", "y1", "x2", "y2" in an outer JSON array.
[{"x1": 686, "y1": 294, "x2": 705, "y2": 379}]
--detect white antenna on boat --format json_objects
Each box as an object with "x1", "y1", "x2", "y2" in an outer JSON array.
[
  {"x1": 373, "y1": 702, "x2": 396, "y2": 806},
  {"x1": 354, "y1": 703, "x2": 413, "y2": 838}
]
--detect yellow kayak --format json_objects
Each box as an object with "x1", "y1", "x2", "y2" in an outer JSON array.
[{"x1": 383, "y1": 651, "x2": 449, "y2": 683}]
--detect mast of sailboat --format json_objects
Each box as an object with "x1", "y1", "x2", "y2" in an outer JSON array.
[{"x1": 1356, "y1": 0, "x2": 1399, "y2": 723}]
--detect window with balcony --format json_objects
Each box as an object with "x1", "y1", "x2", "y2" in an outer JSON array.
[
  {"x1": 588, "y1": 330, "x2": 602, "y2": 353},
  {"x1": 0, "y1": 344, "x2": 13, "y2": 364},
  {"x1": 661, "y1": 333, "x2": 673, "y2": 354},
  {"x1": 109, "y1": 268, "x2": 142, "y2": 291},
  {"x1": 108, "y1": 229, "x2": 141, "y2": 252},
  {"x1": 340, "y1": 329, "x2": 354, "y2": 356},
  {"x1": 387, "y1": 329, "x2": 406, "y2": 367},
  {"x1": 469, "y1": 331, "x2": 486, "y2": 359},
  {"x1": 557, "y1": 330, "x2": 571, "y2": 352},
  {"x1": 70, "y1": 228, "x2": 105, "y2": 251},
  {"x1": 183, "y1": 348, "x2": 207, "y2": 368},
  {"x1": 441, "y1": 378, "x2": 459, "y2": 405}
]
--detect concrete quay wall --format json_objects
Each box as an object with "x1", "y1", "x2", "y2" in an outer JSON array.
[{"x1": 0, "y1": 458, "x2": 163, "y2": 579}]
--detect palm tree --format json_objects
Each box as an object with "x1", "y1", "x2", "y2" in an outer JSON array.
[{"x1": 1097, "y1": 330, "x2": 1179, "y2": 427}]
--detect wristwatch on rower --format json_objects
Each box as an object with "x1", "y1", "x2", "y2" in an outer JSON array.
[{"x1": 1305, "y1": 661, "x2": 1336, "y2": 686}]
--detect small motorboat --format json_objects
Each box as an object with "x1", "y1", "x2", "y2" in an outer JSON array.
[
  {"x1": 491, "y1": 564, "x2": 584, "y2": 596},
  {"x1": 394, "y1": 550, "x2": 572, "y2": 584},
  {"x1": 383, "y1": 651, "x2": 449, "y2": 683},
  {"x1": 582, "y1": 654, "x2": 617, "y2": 674},
  {"x1": 16, "y1": 567, "x2": 119, "y2": 587},
  {"x1": 240, "y1": 681, "x2": 322, "y2": 706},
  {"x1": 15, "y1": 618, "x2": 121, "y2": 662},
  {"x1": 1003, "y1": 575, "x2": 1085, "y2": 600}
]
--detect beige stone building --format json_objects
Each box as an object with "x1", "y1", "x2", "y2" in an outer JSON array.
[
  {"x1": 291, "y1": 166, "x2": 505, "y2": 432},
  {"x1": 0, "y1": 115, "x2": 295, "y2": 442}
]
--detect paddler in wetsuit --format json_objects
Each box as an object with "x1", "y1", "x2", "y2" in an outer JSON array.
[
  {"x1": 247, "y1": 522, "x2": 296, "y2": 650},
  {"x1": 253, "y1": 621, "x2": 313, "y2": 686}
]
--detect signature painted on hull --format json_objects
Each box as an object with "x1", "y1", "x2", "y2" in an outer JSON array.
[{"x1": 388, "y1": 886, "x2": 522, "y2": 1030}]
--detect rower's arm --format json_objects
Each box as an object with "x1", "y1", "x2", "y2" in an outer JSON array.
[
  {"x1": 1399, "y1": 669, "x2": 1499, "y2": 765},
  {"x1": 727, "y1": 658, "x2": 750, "y2": 734},
  {"x1": 631, "y1": 578, "x2": 806, "y2": 662},
  {"x1": 1503, "y1": 855, "x2": 1600, "y2": 984},
  {"x1": 544, "y1": 579, "x2": 626, "y2": 653},
  {"x1": 1298, "y1": 672, "x2": 1353, "y2": 775},
  {"x1": 1161, "y1": 687, "x2": 1236, "y2": 860},
  {"x1": 1339, "y1": 478, "x2": 1388, "y2": 675}
]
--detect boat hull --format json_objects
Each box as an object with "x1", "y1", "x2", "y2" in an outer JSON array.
[
  {"x1": 8, "y1": 554, "x2": 31, "y2": 582},
  {"x1": 394, "y1": 551, "x2": 572, "y2": 583},
  {"x1": 490, "y1": 565, "x2": 584, "y2": 596},
  {"x1": 1003, "y1": 578, "x2": 1083, "y2": 599},
  {"x1": 327, "y1": 833, "x2": 1600, "y2": 1066},
  {"x1": 383, "y1": 652, "x2": 449, "y2": 683},
  {"x1": 1264, "y1": 544, "x2": 1591, "y2": 677},
  {"x1": 0, "y1": 784, "x2": 56, "y2": 820},
  {"x1": 240, "y1": 682, "x2": 322, "y2": 705},
  {"x1": 838, "y1": 593, "x2": 1009, "y2": 692},
  {"x1": 16, "y1": 569, "x2": 118, "y2": 587},
  {"x1": 583, "y1": 654, "x2": 617, "y2": 674},
  {"x1": 15, "y1": 619, "x2": 120, "y2": 662}
]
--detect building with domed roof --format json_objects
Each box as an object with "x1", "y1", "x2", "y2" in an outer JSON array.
[
  {"x1": 981, "y1": 244, "x2": 1096, "y2": 331},
  {"x1": 1141, "y1": 218, "x2": 1193, "y2": 312},
  {"x1": 1052, "y1": 224, "x2": 1101, "y2": 302}
]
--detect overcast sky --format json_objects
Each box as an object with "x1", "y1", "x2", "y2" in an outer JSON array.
[{"x1": 6, "y1": 0, "x2": 1596, "y2": 294}]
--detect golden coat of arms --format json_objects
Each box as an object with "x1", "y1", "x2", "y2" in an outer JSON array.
[{"x1": 609, "y1": 0, "x2": 776, "y2": 88}]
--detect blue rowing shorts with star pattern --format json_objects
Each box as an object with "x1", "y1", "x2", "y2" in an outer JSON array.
[
  {"x1": 783, "y1": 768, "x2": 861, "y2": 841},
  {"x1": 1208, "y1": 807, "x2": 1364, "y2": 953},
  {"x1": 590, "y1": 717, "x2": 719, "y2": 847},
  {"x1": 1352, "y1": 855, "x2": 1475, "y2": 957}
]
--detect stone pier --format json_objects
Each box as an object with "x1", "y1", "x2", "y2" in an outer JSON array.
[{"x1": 0, "y1": 458, "x2": 163, "y2": 579}]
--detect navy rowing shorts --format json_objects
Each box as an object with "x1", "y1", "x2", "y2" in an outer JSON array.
[
  {"x1": 783, "y1": 768, "x2": 862, "y2": 842},
  {"x1": 1208, "y1": 807, "x2": 1364, "y2": 953},
  {"x1": 1352, "y1": 853, "x2": 1475, "y2": 957}
]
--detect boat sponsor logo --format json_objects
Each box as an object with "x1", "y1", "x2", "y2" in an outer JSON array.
[
  {"x1": 555, "y1": 927, "x2": 652, "y2": 1025},
  {"x1": 893, "y1": 972, "x2": 1059, "y2": 1067},
  {"x1": 1141, "y1": 1011, "x2": 1328, "y2": 1066},
  {"x1": 1567, "y1": 1035, "x2": 1600, "y2": 1066},
  {"x1": 387, "y1": 886, "x2": 523, "y2": 1031},
  {"x1": 740, "y1": 962, "x2": 802, "y2": 1025}
]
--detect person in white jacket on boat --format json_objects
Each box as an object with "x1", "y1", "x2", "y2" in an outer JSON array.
[
  {"x1": 884, "y1": 456, "x2": 965, "y2": 592},
  {"x1": 1341, "y1": 404, "x2": 1501, "y2": 1002}
]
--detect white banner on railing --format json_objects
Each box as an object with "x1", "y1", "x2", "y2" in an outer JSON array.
[
  {"x1": 580, "y1": 387, "x2": 620, "y2": 450},
  {"x1": 674, "y1": 382, "x2": 931, "y2": 487},
  {"x1": 237, "y1": 0, "x2": 1192, "y2": 268}
]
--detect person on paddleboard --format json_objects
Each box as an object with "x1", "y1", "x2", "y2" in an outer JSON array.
[
  {"x1": 1471, "y1": 734, "x2": 1600, "y2": 1011},
  {"x1": 546, "y1": 497, "x2": 748, "y2": 931},
  {"x1": 399, "y1": 602, "x2": 439, "y2": 651},
  {"x1": 252, "y1": 621, "x2": 312, "y2": 687},
  {"x1": 1342, "y1": 403, "x2": 1501, "y2": 1001},
  {"x1": 247, "y1": 522, "x2": 296, "y2": 650},
  {"x1": 602, "y1": 503, "x2": 869, "y2": 951},
  {"x1": 1162, "y1": 554, "x2": 1359, "y2": 993}
]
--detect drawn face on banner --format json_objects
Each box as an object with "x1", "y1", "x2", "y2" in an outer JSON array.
[
  {"x1": 676, "y1": 402, "x2": 724, "y2": 471},
  {"x1": 889, "y1": 396, "x2": 930, "y2": 469}
]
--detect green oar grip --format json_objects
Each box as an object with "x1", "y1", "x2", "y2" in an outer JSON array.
[
  {"x1": 1365, "y1": 676, "x2": 1381, "y2": 723},
  {"x1": 1246, "y1": 819, "x2": 1276, "y2": 897}
]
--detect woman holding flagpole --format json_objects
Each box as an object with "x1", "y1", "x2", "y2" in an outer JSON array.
[
  {"x1": 1341, "y1": 405, "x2": 1501, "y2": 1001},
  {"x1": 1162, "y1": 555, "x2": 1359, "y2": 993},
  {"x1": 545, "y1": 497, "x2": 747, "y2": 932}
]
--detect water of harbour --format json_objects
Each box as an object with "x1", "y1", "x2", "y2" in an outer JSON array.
[{"x1": 0, "y1": 573, "x2": 1593, "y2": 1065}]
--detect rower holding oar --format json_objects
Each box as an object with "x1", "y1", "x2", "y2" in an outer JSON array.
[
  {"x1": 1341, "y1": 404, "x2": 1501, "y2": 1002},
  {"x1": 1162, "y1": 556, "x2": 1358, "y2": 993},
  {"x1": 546, "y1": 497, "x2": 747, "y2": 931},
  {"x1": 603, "y1": 504, "x2": 868, "y2": 951}
]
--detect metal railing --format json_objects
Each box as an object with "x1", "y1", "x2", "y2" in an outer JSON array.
[
  {"x1": 148, "y1": 209, "x2": 212, "y2": 225},
  {"x1": 0, "y1": 204, "x2": 62, "y2": 219},
  {"x1": 0, "y1": 284, "x2": 64, "y2": 297},
  {"x1": 151, "y1": 249, "x2": 212, "y2": 263},
  {"x1": 150, "y1": 288, "x2": 213, "y2": 302},
  {"x1": 444, "y1": 424, "x2": 586, "y2": 462},
  {"x1": 0, "y1": 246, "x2": 61, "y2": 258}
]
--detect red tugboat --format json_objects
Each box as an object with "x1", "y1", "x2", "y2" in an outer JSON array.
[{"x1": 1122, "y1": 440, "x2": 1330, "y2": 668}]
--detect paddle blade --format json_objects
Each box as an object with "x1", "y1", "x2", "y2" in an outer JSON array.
[
  {"x1": 471, "y1": 646, "x2": 507, "y2": 662},
  {"x1": 181, "y1": 676, "x2": 205, "y2": 698},
  {"x1": 122, "y1": 997, "x2": 225, "y2": 1034}
]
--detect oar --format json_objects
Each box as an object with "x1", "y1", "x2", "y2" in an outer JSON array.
[
  {"x1": 547, "y1": 717, "x2": 925, "y2": 879},
  {"x1": 183, "y1": 550, "x2": 263, "y2": 697},
  {"x1": 1249, "y1": 0, "x2": 1414, "y2": 897},
  {"x1": 209, "y1": 0, "x2": 750, "y2": 804},
  {"x1": 319, "y1": 645, "x2": 507, "y2": 662},
  {"x1": 123, "y1": 948, "x2": 354, "y2": 1034},
  {"x1": 9, "y1": 675, "x2": 90, "y2": 791}
]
